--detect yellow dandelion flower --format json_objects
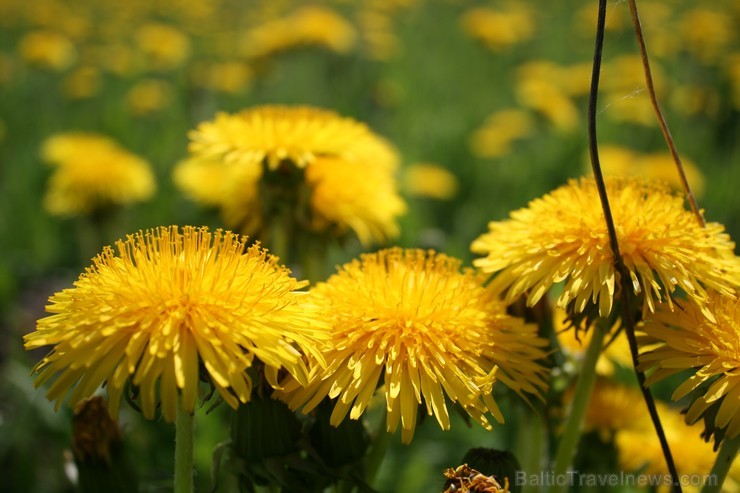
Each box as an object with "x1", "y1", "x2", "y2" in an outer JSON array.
[
  {"x1": 18, "y1": 30, "x2": 77, "y2": 71},
  {"x1": 127, "y1": 79, "x2": 171, "y2": 116},
  {"x1": 583, "y1": 380, "x2": 724, "y2": 487},
  {"x1": 616, "y1": 402, "x2": 721, "y2": 485},
  {"x1": 188, "y1": 105, "x2": 397, "y2": 171},
  {"x1": 640, "y1": 291, "x2": 740, "y2": 438},
  {"x1": 582, "y1": 380, "x2": 649, "y2": 439},
  {"x1": 41, "y1": 133, "x2": 156, "y2": 216},
  {"x1": 24, "y1": 226, "x2": 328, "y2": 422},
  {"x1": 191, "y1": 61, "x2": 252, "y2": 94},
  {"x1": 585, "y1": 146, "x2": 705, "y2": 198},
  {"x1": 357, "y1": 10, "x2": 402, "y2": 61},
  {"x1": 515, "y1": 77, "x2": 579, "y2": 131},
  {"x1": 134, "y1": 23, "x2": 191, "y2": 70},
  {"x1": 402, "y1": 163, "x2": 459, "y2": 200},
  {"x1": 240, "y1": 7, "x2": 356, "y2": 59},
  {"x1": 471, "y1": 177, "x2": 739, "y2": 319},
  {"x1": 555, "y1": 309, "x2": 632, "y2": 377},
  {"x1": 305, "y1": 156, "x2": 406, "y2": 245},
  {"x1": 460, "y1": 5, "x2": 535, "y2": 51},
  {"x1": 276, "y1": 248, "x2": 549, "y2": 444},
  {"x1": 469, "y1": 109, "x2": 533, "y2": 159},
  {"x1": 182, "y1": 105, "x2": 405, "y2": 245},
  {"x1": 636, "y1": 152, "x2": 705, "y2": 198},
  {"x1": 42, "y1": 132, "x2": 117, "y2": 164},
  {"x1": 62, "y1": 66, "x2": 101, "y2": 100},
  {"x1": 173, "y1": 156, "x2": 263, "y2": 236},
  {"x1": 678, "y1": 9, "x2": 732, "y2": 65},
  {"x1": 601, "y1": 55, "x2": 666, "y2": 127}
]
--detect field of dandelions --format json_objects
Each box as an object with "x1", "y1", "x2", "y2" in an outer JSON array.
[{"x1": 4, "y1": 1, "x2": 740, "y2": 492}]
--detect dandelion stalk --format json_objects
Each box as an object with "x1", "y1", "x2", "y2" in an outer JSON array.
[
  {"x1": 587, "y1": 1, "x2": 681, "y2": 491},
  {"x1": 549, "y1": 319, "x2": 606, "y2": 493},
  {"x1": 365, "y1": 415, "x2": 393, "y2": 487},
  {"x1": 626, "y1": 0, "x2": 704, "y2": 226},
  {"x1": 174, "y1": 408, "x2": 195, "y2": 493},
  {"x1": 703, "y1": 435, "x2": 740, "y2": 493}
]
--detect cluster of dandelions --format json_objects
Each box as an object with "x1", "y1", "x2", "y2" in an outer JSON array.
[
  {"x1": 24, "y1": 227, "x2": 550, "y2": 445},
  {"x1": 25, "y1": 101, "x2": 740, "y2": 491},
  {"x1": 471, "y1": 174, "x2": 740, "y2": 463}
]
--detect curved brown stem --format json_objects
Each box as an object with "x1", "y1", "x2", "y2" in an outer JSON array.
[{"x1": 626, "y1": 0, "x2": 705, "y2": 227}]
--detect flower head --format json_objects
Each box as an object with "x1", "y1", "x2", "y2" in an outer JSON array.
[
  {"x1": 178, "y1": 105, "x2": 405, "y2": 245},
  {"x1": 240, "y1": 7, "x2": 356, "y2": 59},
  {"x1": 640, "y1": 291, "x2": 740, "y2": 439},
  {"x1": 471, "y1": 177, "x2": 740, "y2": 319},
  {"x1": 42, "y1": 133, "x2": 156, "y2": 216},
  {"x1": 24, "y1": 226, "x2": 327, "y2": 422},
  {"x1": 277, "y1": 248, "x2": 548, "y2": 443}
]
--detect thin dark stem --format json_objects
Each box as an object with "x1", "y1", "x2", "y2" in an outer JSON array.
[
  {"x1": 588, "y1": 1, "x2": 682, "y2": 492},
  {"x1": 626, "y1": 0, "x2": 704, "y2": 227}
]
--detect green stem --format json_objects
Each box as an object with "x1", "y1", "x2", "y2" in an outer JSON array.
[
  {"x1": 174, "y1": 408, "x2": 195, "y2": 493},
  {"x1": 364, "y1": 420, "x2": 392, "y2": 488},
  {"x1": 702, "y1": 435, "x2": 740, "y2": 493},
  {"x1": 548, "y1": 320, "x2": 607, "y2": 493},
  {"x1": 516, "y1": 408, "x2": 546, "y2": 493}
]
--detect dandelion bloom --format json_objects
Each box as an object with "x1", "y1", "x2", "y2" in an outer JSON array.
[
  {"x1": 18, "y1": 30, "x2": 77, "y2": 71},
  {"x1": 178, "y1": 105, "x2": 405, "y2": 245},
  {"x1": 240, "y1": 7, "x2": 356, "y2": 59},
  {"x1": 24, "y1": 226, "x2": 327, "y2": 422},
  {"x1": 640, "y1": 291, "x2": 740, "y2": 438},
  {"x1": 41, "y1": 133, "x2": 156, "y2": 216},
  {"x1": 471, "y1": 177, "x2": 739, "y2": 318},
  {"x1": 277, "y1": 248, "x2": 549, "y2": 443}
]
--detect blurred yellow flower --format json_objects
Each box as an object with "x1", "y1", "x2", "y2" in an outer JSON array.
[
  {"x1": 62, "y1": 66, "x2": 101, "y2": 100},
  {"x1": 191, "y1": 61, "x2": 252, "y2": 94},
  {"x1": 182, "y1": 105, "x2": 405, "y2": 245},
  {"x1": 583, "y1": 380, "x2": 732, "y2": 490},
  {"x1": 616, "y1": 406, "x2": 736, "y2": 492},
  {"x1": 18, "y1": 30, "x2": 77, "y2": 71},
  {"x1": 589, "y1": 145, "x2": 705, "y2": 198},
  {"x1": 127, "y1": 79, "x2": 171, "y2": 116},
  {"x1": 241, "y1": 6, "x2": 356, "y2": 59},
  {"x1": 600, "y1": 55, "x2": 666, "y2": 127},
  {"x1": 471, "y1": 177, "x2": 739, "y2": 318},
  {"x1": 678, "y1": 9, "x2": 732, "y2": 65},
  {"x1": 358, "y1": 10, "x2": 401, "y2": 60},
  {"x1": 640, "y1": 291, "x2": 740, "y2": 438},
  {"x1": 582, "y1": 380, "x2": 649, "y2": 440},
  {"x1": 135, "y1": 23, "x2": 191, "y2": 70},
  {"x1": 515, "y1": 77, "x2": 579, "y2": 131},
  {"x1": 24, "y1": 226, "x2": 328, "y2": 421},
  {"x1": 42, "y1": 133, "x2": 156, "y2": 216},
  {"x1": 402, "y1": 163, "x2": 459, "y2": 200},
  {"x1": 555, "y1": 309, "x2": 632, "y2": 377},
  {"x1": 277, "y1": 248, "x2": 549, "y2": 443},
  {"x1": 460, "y1": 5, "x2": 535, "y2": 51},
  {"x1": 670, "y1": 85, "x2": 720, "y2": 118},
  {"x1": 469, "y1": 109, "x2": 534, "y2": 159}
]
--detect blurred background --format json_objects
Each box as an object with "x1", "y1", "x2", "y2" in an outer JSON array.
[{"x1": 2, "y1": 0, "x2": 740, "y2": 491}]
